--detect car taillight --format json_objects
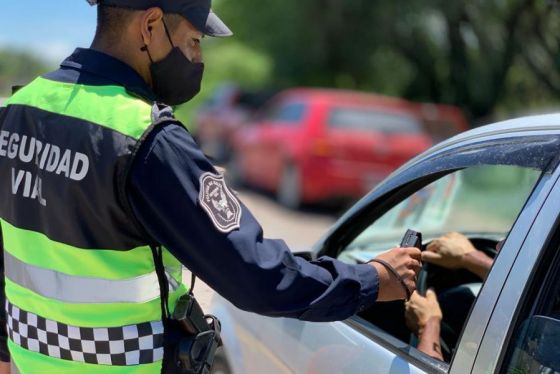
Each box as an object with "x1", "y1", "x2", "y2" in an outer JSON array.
[{"x1": 310, "y1": 139, "x2": 331, "y2": 157}]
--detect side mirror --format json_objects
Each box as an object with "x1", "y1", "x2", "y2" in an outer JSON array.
[{"x1": 504, "y1": 315, "x2": 560, "y2": 372}]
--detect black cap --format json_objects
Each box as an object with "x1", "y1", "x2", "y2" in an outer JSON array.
[{"x1": 89, "y1": 0, "x2": 232, "y2": 37}]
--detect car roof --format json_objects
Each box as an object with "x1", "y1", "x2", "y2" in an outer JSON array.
[
  {"x1": 278, "y1": 88, "x2": 412, "y2": 107},
  {"x1": 419, "y1": 113, "x2": 560, "y2": 161},
  {"x1": 275, "y1": 89, "x2": 468, "y2": 124}
]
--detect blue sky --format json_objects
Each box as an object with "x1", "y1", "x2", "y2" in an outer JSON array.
[{"x1": 1, "y1": 1, "x2": 97, "y2": 62}]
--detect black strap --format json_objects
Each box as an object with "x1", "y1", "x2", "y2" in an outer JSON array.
[
  {"x1": 150, "y1": 245, "x2": 170, "y2": 324},
  {"x1": 368, "y1": 258, "x2": 412, "y2": 301},
  {"x1": 190, "y1": 273, "x2": 196, "y2": 295},
  {"x1": 151, "y1": 244, "x2": 199, "y2": 311}
]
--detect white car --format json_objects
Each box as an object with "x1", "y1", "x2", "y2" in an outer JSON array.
[{"x1": 210, "y1": 114, "x2": 560, "y2": 374}]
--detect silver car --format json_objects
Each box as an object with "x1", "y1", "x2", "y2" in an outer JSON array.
[{"x1": 210, "y1": 114, "x2": 560, "y2": 374}]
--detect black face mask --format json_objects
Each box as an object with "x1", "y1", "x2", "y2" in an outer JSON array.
[{"x1": 144, "y1": 23, "x2": 205, "y2": 106}]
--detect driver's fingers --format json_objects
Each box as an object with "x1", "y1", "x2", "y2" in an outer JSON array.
[
  {"x1": 426, "y1": 288, "x2": 438, "y2": 301},
  {"x1": 422, "y1": 251, "x2": 443, "y2": 263},
  {"x1": 408, "y1": 291, "x2": 420, "y2": 303},
  {"x1": 403, "y1": 247, "x2": 422, "y2": 261},
  {"x1": 426, "y1": 241, "x2": 440, "y2": 252}
]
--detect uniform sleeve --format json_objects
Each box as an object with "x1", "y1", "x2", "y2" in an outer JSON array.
[
  {"x1": 127, "y1": 123, "x2": 379, "y2": 322},
  {"x1": 0, "y1": 223, "x2": 10, "y2": 362}
]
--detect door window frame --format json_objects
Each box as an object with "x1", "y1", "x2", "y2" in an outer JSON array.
[{"x1": 344, "y1": 316, "x2": 449, "y2": 373}]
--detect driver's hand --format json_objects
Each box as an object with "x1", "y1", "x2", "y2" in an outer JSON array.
[
  {"x1": 422, "y1": 232, "x2": 475, "y2": 269},
  {"x1": 369, "y1": 247, "x2": 422, "y2": 301},
  {"x1": 405, "y1": 289, "x2": 442, "y2": 335}
]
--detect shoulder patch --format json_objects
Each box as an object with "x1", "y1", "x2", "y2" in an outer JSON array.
[{"x1": 199, "y1": 172, "x2": 242, "y2": 233}]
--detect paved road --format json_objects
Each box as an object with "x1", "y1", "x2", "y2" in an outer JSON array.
[{"x1": 186, "y1": 189, "x2": 338, "y2": 310}]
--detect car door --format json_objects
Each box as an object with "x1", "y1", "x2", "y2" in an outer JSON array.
[
  {"x1": 239, "y1": 100, "x2": 307, "y2": 190},
  {"x1": 239, "y1": 131, "x2": 560, "y2": 374}
]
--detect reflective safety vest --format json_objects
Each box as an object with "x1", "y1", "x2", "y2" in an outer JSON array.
[{"x1": 0, "y1": 76, "x2": 188, "y2": 373}]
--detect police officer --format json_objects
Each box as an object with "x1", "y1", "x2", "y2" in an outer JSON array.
[{"x1": 0, "y1": 0, "x2": 421, "y2": 372}]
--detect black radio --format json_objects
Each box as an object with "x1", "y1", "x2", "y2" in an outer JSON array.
[
  {"x1": 171, "y1": 293, "x2": 222, "y2": 374},
  {"x1": 400, "y1": 229, "x2": 422, "y2": 249},
  {"x1": 173, "y1": 294, "x2": 211, "y2": 336}
]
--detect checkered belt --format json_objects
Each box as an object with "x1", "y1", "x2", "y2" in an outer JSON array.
[{"x1": 5, "y1": 300, "x2": 164, "y2": 366}]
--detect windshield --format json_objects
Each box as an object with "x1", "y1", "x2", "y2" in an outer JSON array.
[
  {"x1": 328, "y1": 108, "x2": 422, "y2": 134},
  {"x1": 340, "y1": 165, "x2": 541, "y2": 262}
]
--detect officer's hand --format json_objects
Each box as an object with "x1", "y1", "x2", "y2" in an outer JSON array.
[
  {"x1": 369, "y1": 247, "x2": 422, "y2": 301},
  {"x1": 0, "y1": 361, "x2": 10, "y2": 374},
  {"x1": 423, "y1": 232, "x2": 475, "y2": 269},
  {"x1": 405, "y1": 289, "x2": 442, "y2": 335}
]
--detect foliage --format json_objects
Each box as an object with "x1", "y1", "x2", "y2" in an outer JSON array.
[
  {"x1": 216, "y1": 0, "x2": 560, "y2": 122},
  {"x1": 174, "y1": 39, "x2": 272, "y2": 131},
  {"x1": 0, "y1": 49, "x2": 51, "y2": 96},
  {"x1": 513, "y1": 1, "x2": 560, "y2": 111}
]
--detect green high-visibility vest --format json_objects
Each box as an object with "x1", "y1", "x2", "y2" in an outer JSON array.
[{"x1": 0, "y1": 76, "x2": 188, "y2": 373}]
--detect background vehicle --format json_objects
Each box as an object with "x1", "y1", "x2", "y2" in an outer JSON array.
[
  {"x1": 413, "y1": 102, "x2": 470, "y2": 141},
  {"x1": 230, "y1": 88, "x2": 437, "y2": 209},
  {"x1": 195, "y1": 84, "x2": 277, "y2": 162},
  {"x1": 211, "y1": 114, "x2": 560, "y2": 373}
]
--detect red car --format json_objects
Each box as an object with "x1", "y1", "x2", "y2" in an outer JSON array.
[
  {"x1": 230, "y1": 88, "x2": 442, "y2": 208},
  {"x1": 413, "y1": 102, "x2": 470, "y2": 141}
]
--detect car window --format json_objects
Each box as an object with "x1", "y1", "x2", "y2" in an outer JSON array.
[
  {"x1": 267, "y1": 102, "x2": 306, "y2": 124},
  {"x1": 328, "y1": 108, "x2": 422, "y2": 134},
  {"x1": 504, "y1": 316, "x2": 560, "y2": 373},
  {"x1": 340, "y1": 165, "x2": 540, "y2": 260},
  {"x1": 336, "y1": 164, "x2": 542, "y2": 363}
]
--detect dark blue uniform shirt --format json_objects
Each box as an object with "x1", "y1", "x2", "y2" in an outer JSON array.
[{"x1": 0, "y1": 48, "x2": 379, "y2": 359}]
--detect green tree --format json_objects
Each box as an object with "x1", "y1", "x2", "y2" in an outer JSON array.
[
  {"x1": 174, "y1": 39, "x2": 272, "y2": 131},
  {"x1": 382, "y1": 0, "x2": 539, "y2": 120},
  {"x1": 515, "y1": 1, "x2": 560, "y2": 107},
  {"x1": 216, "y1": 0, "x2": 557, "y2": 121},
  {"x1": 0, "y1": 49, "x2": 51, "y2": 96}
]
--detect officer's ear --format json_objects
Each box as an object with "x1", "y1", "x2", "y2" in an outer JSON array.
[{"x1": 140, "y1": 7, "x2": 164, "y2": 46}]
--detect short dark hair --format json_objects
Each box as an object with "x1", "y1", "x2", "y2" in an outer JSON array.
[
  {"x1": 94, "y1": 5, "x2": 184, "y2": 45},
  {"x1": 94, "y1": 5, "x2": 137, "y2": 45}
]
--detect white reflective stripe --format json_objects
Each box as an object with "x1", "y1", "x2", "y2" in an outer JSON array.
[
  {"x1": 4, "y1": 251, "x2": 180, "y2": 304},
  {"x1": 10, "y1": 362, "x2": 20, "y2": 374}
]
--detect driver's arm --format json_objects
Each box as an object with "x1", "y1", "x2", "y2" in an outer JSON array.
[
  {"x1": 405, "y1": 290, "x2": 444, "y2": 361},
  {"x1": 422, "y1": 232, "x2": 494, "y2": 280},
  {"x1": 417, "y1": 317, "x2": 443, "y2": 361}
]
